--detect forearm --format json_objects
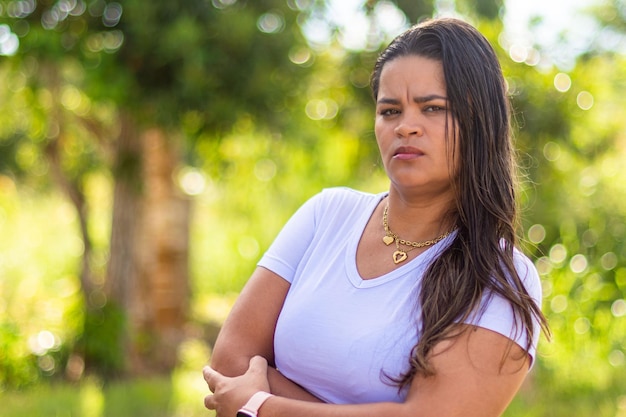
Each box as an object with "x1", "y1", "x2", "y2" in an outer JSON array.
[
  {"x1": 210, "y1": 344, "x2": 253, "y2": 377},
  {"x1": 210, "y1": 267, "x2": 290, "y2": 376},
  {"x1": 267, "y1": 367, "x2": 322, "y2": 402},
  {"x1": 260, "y1": 396, "x2": 406, "y2": 417},
  {"x1": 212, "y1": 347, "x2": 320, "y2": 402},
  {"x1": 212, "y1": 353, "x2": 320, "y2": 402}
]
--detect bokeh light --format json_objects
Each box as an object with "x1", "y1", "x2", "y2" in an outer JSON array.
[
  {"x1": 600, "y1": 252, "x2": 618, "y2": 270},
  {"x1": 0, "y1": 24, "x2": 19, "y2": 56},
  {"x1": 549, "y1": 243, "x2": 567, "y2": 264},
  {"x1": 257, "y1": 12, "x2": 284, "y2": 34},
  {"x1": 305, "y1": 98, "x2": 338, "y2": 120},
  {"x1": 543, "y1": 141, "x2": 561, "y2": 161},
  {"x1": 553, "y1": 73, "x2": 572, "y2": 92},
  {"x1": 569, "y1": 254, "x2": 588, "y2": 274},
  {"x1": 609, "y1": 350, "x2": 625, "y2": 367},
  {"x1": 573, "y1": 317, "x2": 590, "y2": 334},
  {"x1": 576, "y1": 91, "x2": 594, "y2": 110},
  {"x1": 551, "y1": 294, "x2": 568, "y2": 313},
  {"x1": 102, "y1": 2, "x2": 122, "y2": 27},
  {"x1": 612, "y1": 299, "x2": 626, "y2": 318},
  {"x1": 528, "y1": 224, "x2": 546, "y2": 244},
  {"x1": 237, "y1": 236, "x2": 260, "y2": 260},
  {"x1": 177, "y1": 167, "x2": 207, "y2": 196},
  {"x1": 211, "y1": 0, "x2": 238, "y2": 9},
  {"x1": 254, "y1": 158, "x2": 277, "y2": 182},
  {"x1": 289, "y1": 46, "x2": 313, "y2": 66}
]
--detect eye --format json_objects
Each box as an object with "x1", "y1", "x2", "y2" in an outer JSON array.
[
  {"x1": 424, "y1": 105, "x2": 446, "y2": 112},
  {"x1": 379, "y1": 108, "x2": 400, "y2": 117}
]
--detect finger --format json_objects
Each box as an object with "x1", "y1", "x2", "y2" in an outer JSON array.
[
  {"x1": 248, "y1": 355, "x2": 269, "y2": 375},
  {"x1": 204, "y1": 394, "x2": 216, "y2": 410},
  {"x1": 203, "y1": 365, "x2": 220, "y2": 380},
  {"x1": 202, "y1": 366, "x2": 217, "y2": 392}
]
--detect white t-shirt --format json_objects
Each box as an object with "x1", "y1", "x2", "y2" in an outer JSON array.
[{"x1": 258, "y1": 187, "x2": 542, "y2": 405}]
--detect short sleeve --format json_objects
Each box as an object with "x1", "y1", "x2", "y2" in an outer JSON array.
[
  {"x1": 466, "y1": 250, "x2": 543, "y2": 365},
  {"x1": 257, "y1": 193, "x2": 320, "y2": 283}
]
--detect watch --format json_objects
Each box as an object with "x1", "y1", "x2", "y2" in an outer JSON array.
[{"x1": 236, "y1": 391, "x2": 274, "y2": 417}]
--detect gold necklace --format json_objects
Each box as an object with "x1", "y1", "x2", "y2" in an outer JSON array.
[{"x1": 382, "y1": 204, "x2": 452, "y2": 264}]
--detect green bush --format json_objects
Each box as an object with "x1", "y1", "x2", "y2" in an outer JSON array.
[
  {"x1": 0, "y1": 321, "x2": 38, "y2": 389},
  {"x1": 76, "y1": 303, "x2": 127, "y2": 377}
]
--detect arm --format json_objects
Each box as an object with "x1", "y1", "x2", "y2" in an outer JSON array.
[
  {"x1": 210, "y1": 266, "x2": 322, "y2": 402},
  {"x1": 205, "y1": 325, "x2": 530, "y2": 417}
]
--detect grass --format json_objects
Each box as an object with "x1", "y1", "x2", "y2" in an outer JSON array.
[
  {"x1": 503, "y1": 372, "x2": 626, "y2": 417},
  {"x1": 4, "y1": 372, "x2": 626, "y2": 417},
  {"x1": 1, "y1": 189, "x2": 623, "y2": 416},
  {"x1": 1, "y1": 374, "x2": 214, "y2": 417}
]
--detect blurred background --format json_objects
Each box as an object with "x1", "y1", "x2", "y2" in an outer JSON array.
[{"x1": 0, "y1": 0, "x2": 625, "y2": 416}]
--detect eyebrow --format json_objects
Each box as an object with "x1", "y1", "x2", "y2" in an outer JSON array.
[{"x1": 376, "y1": 94, "x2": 448, "y2": 105}]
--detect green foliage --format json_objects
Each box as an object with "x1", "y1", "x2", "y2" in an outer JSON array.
[
  {"x1": 488, "y1": 18, "x2": 626, "y2": 405},
  {"x1": 1, "y1": 377, "x2": 186, "y2": 417},
  {"x1": 2, "y1": 333, "x2": 214, "y2": 416},
  {"x1": 0, "y1": 321, "x2": 38, "y2": 388},
  {"x1": 0, "y1": 182, "x2": 88, "y2": 388},
  {"x1": 0, "y1": 0, "x2": 321, "y2": 381},
  {"x1": 505, "y1": 370, "x2": 626, "y2": 417},
  {"x1": 111, "y1": 0, "x2": 313, "y2": 130},
  {"x1": 384, "y1": 0, "x2": 434, "y2": 23},
  {"x1": 456, "y1": 0, "x2": 503, "y2": 21},
  {"x1": 76, "y1": 303, "x2": 126, "y2": 376},
  {"x1": 190, "y1": 116, "x2": 386, "y2": 295},
  {"x1": 1, "y1": 0, "x2": 626, "y2": 414}
]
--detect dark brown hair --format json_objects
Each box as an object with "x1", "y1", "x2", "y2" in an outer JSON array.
[{"x1": 371, "y1": 18, "x2": 549, "y2": 386}]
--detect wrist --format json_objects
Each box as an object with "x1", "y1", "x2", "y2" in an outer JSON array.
[{"x1": 237, "y1": 391, "x2": 274, "y2": 417}]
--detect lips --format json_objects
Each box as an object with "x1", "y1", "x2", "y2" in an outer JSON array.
[{"x1": 393, "y1": 146, "x2": 424, "y2": 160}]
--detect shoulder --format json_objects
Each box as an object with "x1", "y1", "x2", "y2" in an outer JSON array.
[
  {"x1": 316, "y1": 186, "x2": 382, "y2": 203},
  {"x1": 307, "y1": 187, "x2": 385, "y2": 214},
  {"x1": 282, "y1": 187, "x2": 384, "y2": 233},
  {"x1": 511, "y1": 247, "x2": 542, "y2": 304}
]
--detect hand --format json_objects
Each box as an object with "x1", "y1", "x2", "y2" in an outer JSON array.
[{"x1": 203, "y1": 355, "x2": 272, "y2": 416}]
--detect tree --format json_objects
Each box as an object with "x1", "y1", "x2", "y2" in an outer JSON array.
[
  {"x1": 0, "y1": 0, "x2": 314, "y2": 377},
  {"x1": 487, "y1": 0, "x2": 626, "y2": 407}
]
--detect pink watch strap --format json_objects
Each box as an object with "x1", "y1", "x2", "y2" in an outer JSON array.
[{"x1": 239, "y1": 391, "x2": 274, "y2": 416}]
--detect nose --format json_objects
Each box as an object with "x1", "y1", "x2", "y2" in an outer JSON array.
[{"x1": 393, "y1": 115, "x2": 424, "y2": 138}]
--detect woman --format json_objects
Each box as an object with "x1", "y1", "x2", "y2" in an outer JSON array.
[{"x1": 203, "y1": 17, "x2": 549, "y2": 417}]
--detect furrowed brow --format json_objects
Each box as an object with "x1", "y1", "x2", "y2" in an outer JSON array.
[
  {"x1": 413, "y1": 94, "x2": 447, "y2": 103},
  {"x1": 376, "y1": 97, "x2": 401, "y2": 105}
]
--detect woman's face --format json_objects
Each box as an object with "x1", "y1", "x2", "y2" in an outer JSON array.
[{"x1": 374, "y1": 55, "x2": 458, "y2": 199}]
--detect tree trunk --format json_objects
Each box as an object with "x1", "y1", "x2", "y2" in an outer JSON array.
[
  {"x1": 45, "y1": 139, "x2": 96, "y2": 299},
  {"x1": 106, "y1": 120, "x2": 189, "y2": 375},
  {"x1": 104, "y1": 113, "x2": 142, "y2": 374},
  {"x1": 135, "y1": 127, "x2": 190, "y2": 372},
  {"x1": 40, "y1": 61, "x2": 97, "y2": 302},
  {"x1": 106, "y1": 113, "x2": 142, "y2": 314}
]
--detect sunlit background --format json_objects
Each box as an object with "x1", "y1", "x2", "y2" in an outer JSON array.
[{"x1": 1, "y1": 0, "x2": 626, "y2": 416}]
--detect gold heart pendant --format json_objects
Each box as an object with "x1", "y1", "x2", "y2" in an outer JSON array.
[
  {"x1": 383, "y1": 235, "x2": 394, "y2": 245},
  {"x1": 393, "y1": 250, "x2": 408, "y2": 264}
]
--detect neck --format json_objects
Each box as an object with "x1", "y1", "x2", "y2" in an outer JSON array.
[{"x1": 384, "y1": 188, "x2": 456, "y2": 241}]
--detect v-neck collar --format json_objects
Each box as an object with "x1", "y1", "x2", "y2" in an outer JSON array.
[{"x1": 344, "y1": 192, "x2": 455, "y2": 288}]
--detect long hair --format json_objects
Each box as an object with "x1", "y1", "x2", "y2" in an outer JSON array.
[{"x1": 370, "y1": 18, "x2": 549, "y2": 386}]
